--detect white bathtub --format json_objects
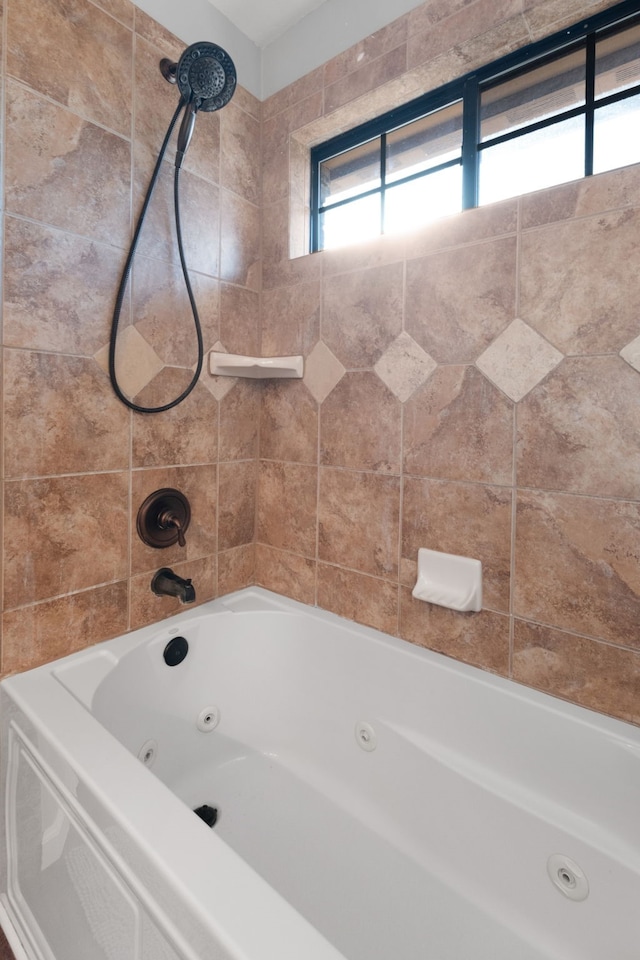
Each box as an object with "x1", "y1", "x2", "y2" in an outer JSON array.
[{"x1": 0, "y1": 587, "x2": 639, "y2": 960}]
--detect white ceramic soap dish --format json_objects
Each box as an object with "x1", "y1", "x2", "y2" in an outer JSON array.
[
  {"x1": 412, "y1": 548, "x2": 482, "y2": 612},
  {"x1": 209, "y1": 351, "x2": 303, "y2": 379}
]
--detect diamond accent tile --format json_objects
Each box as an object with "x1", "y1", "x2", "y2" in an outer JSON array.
[
  {"x1": 94, "y1": 325, "x2": 163, "y2": 399},
  {"x1": 374, "y1": 331, "x2": 437, "y2": 402},
  {"x1": 476, "y1": 318, "x2": 563, "y2": 402},
  {"x1": 203, "y1": 341, "x2": 238, "y2": 400},
  {"x1": 303, "y1": 340, "x2": 345, "y2": 403},
  {"x1": 620, "y1": 334, "x2": 640, "y2": 373}
]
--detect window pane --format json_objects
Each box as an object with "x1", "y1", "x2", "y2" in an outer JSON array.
[
  {"x1": 319, "y1": 139, "x2": 380, "y2": 208},
  {"x1": 479, "y1": 115, "x2": 584, "y2": 204},
  {"x1": 384, "y1": 165, "x2": 462, "y2": 234},
  {"x1": 593, "y1": 93, "x2": 640, "y2": 173},
  {"x1": 320, "y1": 193, "x2": 381, "y2": 249},
  {"x1": 386, "y1": 102, "x2": 462, "y2": 183},
  {"x1": 596, "y1": 22, "x2": 640, "y2": 100},
  {"x1": 481, "y1": 48, "x2": 585, "y2": 142}
]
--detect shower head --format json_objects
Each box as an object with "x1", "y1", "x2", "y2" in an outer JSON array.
[
  {"x1": 162, "y1": 41, "x2": 237, "y2": 166},
  {"x1": 176, "y1": 41, "x2": 236, "y2": 112}
]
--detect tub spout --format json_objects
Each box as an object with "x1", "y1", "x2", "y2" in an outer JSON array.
[{"x1": 151, "y1": 567, "x2": 196, "y2": 604}]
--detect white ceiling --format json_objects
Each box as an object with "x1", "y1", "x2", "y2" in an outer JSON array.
[
  {"x1": 137, "y1": 0, "x2": 424, "y2": 98},
  {"x1": 207, "y1": 0, "x2": 330, "y2": 47}
]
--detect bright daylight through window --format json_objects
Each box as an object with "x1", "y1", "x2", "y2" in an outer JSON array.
[{"x1": 310, "y1": 1, "x2": 640, "y2": 251}]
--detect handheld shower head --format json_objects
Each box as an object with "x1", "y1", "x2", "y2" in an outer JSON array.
[
  {"x1": 163, "y1": 42, "x2": 237, "y2": 166},
  {"x1": 177, "y1": 42, "x2": 236, "y2": 110}
]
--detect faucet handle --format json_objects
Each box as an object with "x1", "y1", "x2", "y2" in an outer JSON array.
[
  {"x1": 158, "y1": 510, "x2": 186, "y2": 547},
  {"x1": 137, "y1": 489, "x2": 191, "y2": 549}
]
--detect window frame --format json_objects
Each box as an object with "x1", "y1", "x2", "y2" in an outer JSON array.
[{"x1": 310, "y1": 0, "x2": 640, "y2": 252}]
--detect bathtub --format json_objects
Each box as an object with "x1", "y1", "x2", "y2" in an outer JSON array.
[{"x1": 0, "y1": 588, "x2": 639, "y2": 960}]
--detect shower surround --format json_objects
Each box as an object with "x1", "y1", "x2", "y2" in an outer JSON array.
[{"x1": 0, "y1": 0, "x2": 639, "y2": 742}]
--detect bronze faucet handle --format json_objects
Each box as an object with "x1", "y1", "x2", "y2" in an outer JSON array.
[{"x1": 158, "y1": 510, "x2": 186, "y2": 547}]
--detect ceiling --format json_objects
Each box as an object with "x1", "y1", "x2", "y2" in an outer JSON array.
[{"x1": 207, "y1": 0, "x2": 330, "y2": 47}]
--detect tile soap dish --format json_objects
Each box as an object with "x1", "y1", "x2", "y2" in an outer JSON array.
[
  {"x1": 209, "y1": 351, "x2": 303, "y2": 379},
  {"x1": 412, "y1": 548, "x2": 482, "y2": 612}
]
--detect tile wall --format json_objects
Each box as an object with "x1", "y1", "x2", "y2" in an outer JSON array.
[
  {"x1": 0, "y1": 0, "x2": 261, "y2": 674},
  {"x1": 257, "y1": 0, "x2": 640, "y2": 725},
  {"x1": 0, "y1": 0, "x2": 638, "y2": 734}
]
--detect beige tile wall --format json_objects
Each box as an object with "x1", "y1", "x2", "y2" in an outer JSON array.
[
  {"x1": 0, "y1": 0, "x2": 260, "y2": 674},
  {"x1": 257, "y1": 0, "x2": 640, "y2": 725},
  {"x1": 0, "y1": 0, "x2": 638, "y2": 737}
]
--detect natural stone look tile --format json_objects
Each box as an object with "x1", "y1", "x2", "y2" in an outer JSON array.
[
  {"x1": 303, "y1": 341, "x2": 345, "y2": 404},
  {"x1": 620, "y1": 334, "x2": 640, "y2": 373},
  {"x1": 131, "y1": 259, "x2": 219, "y2": 366},
  {"x1": 514, "y1": 491, "x2": 640, "y2": 647},
  {"x1": 131, "y1": 465, "x2": 217, "y2": 574},
  {"x1": 133, "y1": 147, "x2": 220, "y2": 278},
  {"x1": 220, "y1": 283, "x2": 260, "y2": 357},
  {"x1": 219, "y1": 381, "x2": 261, "y2": 462},
  {"x1": 324, "y1": 17, "x2": 408, "y2": 86},
  {"x1": 408, "y1": 4, "x2": 529, "y2": 73},
  {"x1": 523, "y1": 0, "x2": 614, "y2": 40},
  {"x1": 254, "y1": 544, "x2": 316, "y2": 605},
  {"x1": 520, "y1": 164, "x2": 640, "y2": 231},
  {"x1": 256, "y1": 461, "x2": 318, "y2": 557},
  {"x1": 399, "y1": 587, "x2": 510, "y2": 675},
  {"x1": 407, "y1": 199, "x2": 518, "y2": 259},
  {"x1": 132, "y1": 377, "x2": 218, "y2": 468},
  {"x1": 4, "y1": 473, "x2": 129, "y2": 607},
  {"x1": 405, "y1": 236, "x2": 517, "y2": 363},
  {"x1": 318, "y1": 468, "x2": 401, "y2": 579},
  {"x1": 218, "y1": 544, "x2": 255, "y2": 596},
  {"x1": 513, "y1": 620, "x2": 640, "y2": 726},
  {"x1": 7, "y1": 0, "x2": 133, "y2": 136},
  {"x1": 5, "y1": 82, "x2": 131, "y2": 247},
  {"x1": 320, "y1": 372, "x2": 401, "y2": 474},
  {"x1": 260, "y1": 381, "x2": 318, "y2": 464},
  {"x1": 517, "y1": 356, "x2": 640, "y2": 499},
  {"x1": 220, "y1": 190, "x2": 261, "y2": 290},
  {"x1": 322, "y1": 262, "x2": 403, "y2": 368},
  {"x1": 218, "y1": 461, "x2": 257, "y2": 551},
  {"x1": 321, "y1": 232, "x2": 406, "y2": 277},
  {"x1": 4, "y1": 350, "x2": 130, "y2": 479},
  {"x1": 261, "y1": 282, "x2": 320, "y2": 357},
  {"x1": 220, "y1": 101, "x2": 262, "y2": 205},
  {"x1": 374, "y1": 332, "x2": 437, "y2": 402},
  {"x1": 324, "y1": 44, "x2": 408, "y2": 114},
  {"x1": 263, "y1": 111, "x2": 295, "y2": 207},
  {"x1": 404, "y1": 365, "x2": 514, "y2": 485},
  {"x1": 92, "y1": 0, "x2": 134, "y2": 28},
  {"x1": 317, "y1": 564, "x2": 399, "y2": 635},
  {"x1": 129, "y1": 555, "x2": 216, "y2": 630},
  {"x1": 476, "y1": 318, "x2": 563, "y2": 402},
  {"x1": 519, "y1": 208, "x2": 640, "y2": 355},
  {"x1": 94, "y1": 325, "x2": 164, "y2": 400},
  {"x1": 133, "y1": 33, "x2": 187, "y2": 162},
  {"x1": 2, "y1": 582, "x2": 129, "y2": 674},
  {"x1": 402, "y1": 477, "x2": 513, "y2": 612},
  {"x1": 3, "y1": 216, "x2": 128, "y2": 356}
]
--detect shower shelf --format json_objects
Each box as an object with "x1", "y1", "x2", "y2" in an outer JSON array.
[{"x1": 209, "y1": 351, "x2": 303, "y2": 379}]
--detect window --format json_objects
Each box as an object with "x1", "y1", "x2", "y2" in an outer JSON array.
[{"x1": 310, "y1": 0, "x2": 640, "y2": 251}]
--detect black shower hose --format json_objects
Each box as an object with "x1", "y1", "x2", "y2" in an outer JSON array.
[{"x1": 109, "y1": 99, "x2": 204, "y2": 414}]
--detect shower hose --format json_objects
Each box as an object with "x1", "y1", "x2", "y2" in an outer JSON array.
[{"x1": 109, "y1": 99, "x2": 204, "y2": 414}]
